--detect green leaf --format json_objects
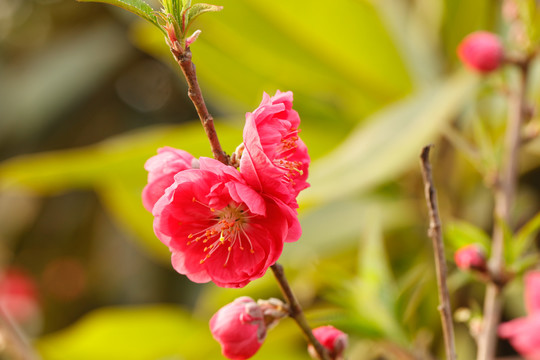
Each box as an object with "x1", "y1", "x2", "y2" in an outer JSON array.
[
  {"x1": 300, "y1": 70, "x2": 478, "y2": 204},
  {"x1": 35, "y1": 304, "x2": 312, "y2": 360},
  {"x1": 335, "y1": 213, "x2": 408, "y2": 343},
  {"x1": 498, "y1": 217, "x2": 516, "y2": 264},
  {"x1": 35, "y1": 305, "x2": 216, "y2": 360},
  {"x1": 281, "y1": 197, "x2": 415, "y2": 266},
  {"x1": 132, "y1": 0, "x2": 413, "y2": 123},
  {"x1": 445, "y1": 220, "x2": 491, "y2": 253},
  {"x1": 511, "y1": 211, "x2": 540, "y2": 261},
  {"x1": 184, "y1": 4, "x2": 224, "y2": 33},
  {"x1": 372, "y1": 0, "x2": 442, "y2": 86},
  {"x1": 78, "y1": 0, "x2": 163, "y2": 31}
]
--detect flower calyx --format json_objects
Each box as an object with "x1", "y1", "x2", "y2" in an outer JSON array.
[{"x1": 257, "y1": 298, "x2": 290, "y2": 329}]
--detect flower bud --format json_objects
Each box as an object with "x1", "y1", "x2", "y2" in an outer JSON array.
[
  {"x1": 308, "y1": 325, "x2": 348, "y2": 360},
  {"x1": 454, "y1": 244, "x2": 487, "y2": 272},
  {"x1": 457, "y1": 31, "x2": 504, "y2": 73},
  {"x1": 0, "y1": 268, "x2": 40, "y2": 325},
  {"x1": 210, "y1": 297, "x2": 266, "y2": 360}
]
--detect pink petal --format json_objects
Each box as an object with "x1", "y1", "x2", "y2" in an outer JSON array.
[{"x1": 526, "y1": 271, "x2": 540, "y2": 314}]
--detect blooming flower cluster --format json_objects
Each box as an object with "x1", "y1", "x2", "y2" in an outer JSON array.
[
  {"x1": 143, "y1": 91, "x2": 309, "y2": 288},
  {"x1": 499, "y1": 270, "x2": 540, "y2": 359}
]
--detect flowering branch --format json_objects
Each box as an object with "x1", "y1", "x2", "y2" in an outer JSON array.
[
  {"x1": 419, "y1": 145, "x2": 457, "y2": 360},
  {"x1": 171, "y1": 47, "x2": 229, "y2": 165},
  {"x1": 476, "y1": 57, "x2": 530, "y2": 360},
  {"x1": 270, "y1": 263, "x2": 331, "y2": 360}
]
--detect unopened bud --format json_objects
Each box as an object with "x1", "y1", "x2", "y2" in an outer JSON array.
[
  {"x1": 210, "y1": 297, "x2": 266, "y2": 360},
  {"x1": 457, "y1": 31, "x2": 504, "y2": 73},
  {"x1": 454, "y1": 244, "x2": 487, "y2": 272},
  {"x1": 308, "y1": 325, "x2": 348, "y2": 360}
]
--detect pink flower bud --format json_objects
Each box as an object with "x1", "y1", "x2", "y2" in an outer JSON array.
[
  {"x1": 210, "y1": 297, "x2": 266, "y2": 360},
  {"x1": 457, "y1": 31, "x2": 504, "y2": 73},
  {"x1": 308, "y1": 325, "x2": 348, "y2": 360},
  {"x1": 454, "y1": 244, "x2": 487, "y2": 272},
  {"x1": 0, "y1": 268, "x2": 40, "y2": 324}
]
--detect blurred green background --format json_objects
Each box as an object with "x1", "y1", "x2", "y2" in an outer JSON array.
[{"x1": 1, "y1": 0, "x2": 540, "y2": 359}]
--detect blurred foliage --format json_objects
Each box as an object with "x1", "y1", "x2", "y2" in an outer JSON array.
[{"x1": 1, "y1": 0, "x2": 540, "y2": 359}]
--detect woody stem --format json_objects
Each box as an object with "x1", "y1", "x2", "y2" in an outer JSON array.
[
  {"x1": 171, "y1": 47, "x2": 229, "y2": 165},
  {"x1": 476, "y1": 60, "x2": 529, "y2": 360},
  {"x1": 271, "y1": 263, "x2": 331, "y2": 360},
  {"x1": 419, "y1": 145, "x2": 457, "y2": 360}
]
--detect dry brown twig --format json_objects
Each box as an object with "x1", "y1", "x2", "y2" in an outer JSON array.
[{"x1": 419, "y1": 145, "x2": 457, "y2": 360}]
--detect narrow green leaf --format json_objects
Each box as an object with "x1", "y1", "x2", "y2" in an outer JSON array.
[
  {"x1": 512, "y1": 211, "x2": 540, "y2": 261},
  {"x1": 497, "y1": 217, "x2": 516, "y2": 264},
  {"x1": 0, "y1": 123, "x2": 241, "y2": 194},
  {"x1": 282, "y1": 197, "x2": 414, "y2": 266},
  {"x1": 78, "y1": 0, "x2": 163, "y2": 31},
  {"x1": 300, "y1": 70, "x2": 478, "y2": 204},
  {"x1": 509, "y1": 253, "x2": 540, "y2": 275},
  {"x1": 350, "y1": 213, "x2": 408, "y2": 343},
  {"x1": 161, "y1": 0, "x2": 173, "y2": 15},
  {"x1": 181, "y1": 0, "x2": 192, "y2": 13},
  {"x1": 184, "y1": 3, "x2": 224, "y2": 32},
  {"x1": 444, "y1": 220, "x2": 491, "y2": 253},
  {"x1": 172, "y1": 0, "x2": 182, "y2": 23}
]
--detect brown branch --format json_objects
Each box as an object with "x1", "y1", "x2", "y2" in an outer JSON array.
[
  {"x1": 171, "y1": 47, "x2": 229, "y2": 165},
  {"x1": 419, "y1": 145, "x2": 457, "y2": 360},
  {"x1": 270, "y1": 263, "x2": 331, "y2": 360},
  {"x1": 476, "y1": 61, "x2": 529, "y2": 360}
]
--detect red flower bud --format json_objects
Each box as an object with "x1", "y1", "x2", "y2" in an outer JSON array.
[
  {"x1": 0, "y1": 268, "x2": 40, "y2": 324},
  {"x1": 457, "y1": 31, "x2": 504, "y2": 73},
  {"x1": 308, "y1": 325, "x2": 348, "y2": 360},
  {"x1": 210, "y1": 297, "x2": 266, "y2": 359},
  {"x1": 454, "y1": 244, "x2": 487, "y2": 272}
]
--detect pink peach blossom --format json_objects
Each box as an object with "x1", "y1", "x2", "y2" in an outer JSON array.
[
  {"x1": 142, "y1": 147, "x2": 197, "y2": 212},
  {"x1": 210, "y1": 297, "x2": 266, "y2": 360},
  {"x1": 240, "y1": 91, "x2": 310, "y2": 208},
  {"x1": 457, "y1": 31, "x2": 504, "y2": 73},
  {"x1": 152, "y1": 157, "x2": 300, "y2": 288},
  {"x1": 499, "y1": 271, "x2": 540, "y2": 359}
]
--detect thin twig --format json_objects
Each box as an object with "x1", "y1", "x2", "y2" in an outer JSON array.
[
  {"x1": 476, "y1": 61, "x2": 529, "y2": 360},
  {"x1": 171, "y1": 47, "x2": 229, "y2": 165},
  {"x1": 270, "y1": 263, "x2": 331, "y2": 360},
  {"x1": 419, "y1": 145, "x2": 457, "y2": 360}
]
